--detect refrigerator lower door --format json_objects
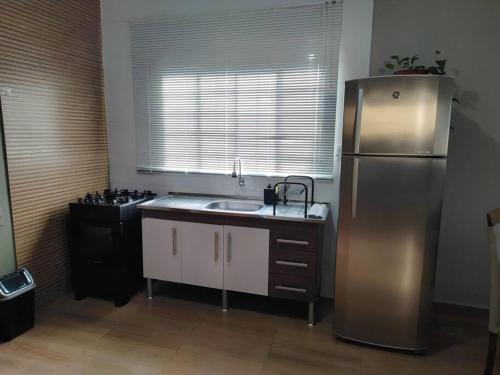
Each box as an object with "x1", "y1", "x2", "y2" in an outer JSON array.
[{"x1": 334, "y1": 155, "x2": 446, "y2": 350}]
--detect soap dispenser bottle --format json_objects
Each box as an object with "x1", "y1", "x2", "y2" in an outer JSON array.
[{"x1": 263, "y1": 184, "x2": 274, "y2": 205}]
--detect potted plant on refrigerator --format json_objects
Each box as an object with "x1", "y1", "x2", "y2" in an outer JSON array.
[
  {"x1": 385, "y1": 54, "x2": 428, "y2": 75},
  {"x1": 384, "y1": 50, "x2": 447, "y2": 75}
]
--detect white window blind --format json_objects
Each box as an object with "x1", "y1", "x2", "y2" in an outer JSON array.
[{"x1": 130, "y1": 2, "x2": 342, "y2": 179}]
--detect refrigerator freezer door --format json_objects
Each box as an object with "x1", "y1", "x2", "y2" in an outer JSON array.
[
  {"x1": 334, "y1": 155, "x2": 446, "y2": 350},
  {"x1": 342, "y1": 76, "x2": 454, "y2": 156}
]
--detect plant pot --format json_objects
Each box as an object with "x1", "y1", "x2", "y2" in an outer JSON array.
[{"x1": 394, "y1": 69, "x2": 429, "y2": 75}]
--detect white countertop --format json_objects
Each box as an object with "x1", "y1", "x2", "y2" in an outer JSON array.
[{"x1": 138, "y1": 194, "x2": 329, "y2": 223}]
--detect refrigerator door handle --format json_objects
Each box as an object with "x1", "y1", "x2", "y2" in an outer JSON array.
[
  {"x1": 352, "y1": 157, "x2": 359, "y2": 218},
  {"x1": 353, "y1": 89, "x2": 364, "y2": 153}
]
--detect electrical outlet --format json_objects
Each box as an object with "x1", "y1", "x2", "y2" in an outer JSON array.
[{"x1": 0, "y1": 87, "x2": 12, "y2": 97}]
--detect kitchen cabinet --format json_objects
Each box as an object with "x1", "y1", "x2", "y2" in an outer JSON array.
[
  {"x1": 268, "y1": 224, "x2": 319, "y2": 320},
  {"x1": 142, "y1": 218, "x2": 181, "y2": 283},
  {"x1": 141, "y1": 207, "x2": 323, "y2": 325},
  {"x1": 143, "y1": 220, "x2": 268, "y2": 293},
  {"x1": 181, "y1": 222, "x2": 224, "y2": 289},
  {"x1": 223, "y1": 226, "x2": 269, "y2": 296}
]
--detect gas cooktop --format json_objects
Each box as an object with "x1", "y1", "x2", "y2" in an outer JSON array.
[{"x1": 76, "y1": 189, "x2": 156, "y2": 206}]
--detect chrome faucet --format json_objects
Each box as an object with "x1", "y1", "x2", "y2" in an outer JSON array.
[{"x1": 231, "y1": 158, "x2": 245, "y2": 186}]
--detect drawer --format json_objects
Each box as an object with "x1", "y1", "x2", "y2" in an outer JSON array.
[
  {"x1": 270, "y1": 230, "x2": 316, "y2": 252},
  {"x1": 269, "y1": 273, "x2": 315, "y2": 302},
  {"x1": 270, "y1": 248, "x2": 315, "y2": 277},
  {"x1": 82, "y1": 256, "x2": 113, "y2": 275}
]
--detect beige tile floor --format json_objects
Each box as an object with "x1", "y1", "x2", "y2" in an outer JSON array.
[{"x1": 0, "y1": 284, "x2": 495, "y2": 374}]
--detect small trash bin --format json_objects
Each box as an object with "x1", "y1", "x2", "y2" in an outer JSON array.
[{"x1": 0, "y1": 268, "x2": 36, "y2": 341}]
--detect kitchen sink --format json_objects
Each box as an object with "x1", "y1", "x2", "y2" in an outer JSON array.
[{"x1": 204, "y1": 200, "x2": 264, "y2": 212}]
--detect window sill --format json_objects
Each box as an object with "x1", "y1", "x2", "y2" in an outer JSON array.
[{"x1": 136, "y1": 168, "x2": 335, "y2": 182}]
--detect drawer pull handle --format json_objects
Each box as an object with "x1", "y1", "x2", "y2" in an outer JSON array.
[
  {"x1": 214, "y1": 232, "x2": 219, "y2": 261},
  {"x1": 276, "y1": 238, "x2": 309, "y2": 246},
  {"x1": 276, "y1": 260, "x2": 308, "y2": 268},
  {"x1": 227, "y1": 232, "x2": 232, "y2": 262},
  {"x1": 275, "y1": 285, "x2": 307, "y2": 293},
  {"x1": 172, "y1": 227, "x2": 178, "y2": 255}
]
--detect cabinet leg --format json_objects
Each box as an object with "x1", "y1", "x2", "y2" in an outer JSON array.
[
  {"x1": 146, "y1": 278, "x2": 153, "y2": 300},
  {"x1": 484, "y1": 332, "x2": 498, "y2": 375},
  {"x1": 222, "y1": 290, "x2": 228, "y2": 312},
  {"x1": 308, "y1": 302, "x2": 315, "y2": 326}
]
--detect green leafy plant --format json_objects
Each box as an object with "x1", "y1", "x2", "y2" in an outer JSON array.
[
  {"x1": 427, "y1": 50, "x2": 447, "y2": 75},
  {"x1": 384, "y1": 54, "x2": 426, "y2": 72},
  {"x1": 384, "y1": 50, "x2": 448, "y2": 75}
]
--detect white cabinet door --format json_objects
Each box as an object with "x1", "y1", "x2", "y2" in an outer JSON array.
[
  {"x1": 142, "y1": 218, "x2": 181, "y2": 283},
  {"x1": 224, "y1": 226, "x2": 269, "y2": 296},
  {"x1": 181, "y1": 222, "x2": 223, "y2": 289}
]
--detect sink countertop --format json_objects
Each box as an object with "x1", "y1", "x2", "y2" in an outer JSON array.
[{"x1": 138, "y1": 194, "x2": 328, "y2": 223}]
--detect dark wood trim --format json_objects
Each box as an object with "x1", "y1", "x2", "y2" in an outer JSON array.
[{"x1": 141, "y1": 209, "x2": 324, "y2": 231}]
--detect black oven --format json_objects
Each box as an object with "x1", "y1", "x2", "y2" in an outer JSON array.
[{"x1": 69, "y1": 189, "x2": 154, "y2": 306}]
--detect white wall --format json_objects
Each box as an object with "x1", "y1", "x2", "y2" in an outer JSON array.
[
  {"x1": 371, "y1": 0, "x2": 500, "y2": 308},
  {"x1": 103, "y1": 0, "x2": 500, "y2": 308},
  {"x1": 101, "y1": 0, "x2": 373, "y2": 298}
]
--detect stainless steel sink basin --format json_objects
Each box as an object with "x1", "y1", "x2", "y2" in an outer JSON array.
[{"x1": 204, "y1": 200, "x2": 264, "y2": 212}]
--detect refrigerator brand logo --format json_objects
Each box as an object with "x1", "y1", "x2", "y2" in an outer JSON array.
[{"x1": 392, "y1": 91, "x2": 400, "y2": 99}]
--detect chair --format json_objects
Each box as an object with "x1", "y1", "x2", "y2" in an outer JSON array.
[{"x1": 485, "y1": 208, "x2": 500, "y2": 375}]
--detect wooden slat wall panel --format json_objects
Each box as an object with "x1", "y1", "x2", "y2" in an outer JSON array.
[{"x1": 0, "y1": 0, "x2": 109, "y2": 306}]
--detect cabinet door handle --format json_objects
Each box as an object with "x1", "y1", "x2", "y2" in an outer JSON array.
[
  {"x1": 214, "y1": 232, "x2": 219, "y2": 261},
  {"x1": 276, "y1": 238, "x2": 309, "y2": 246},
  {"x1": 276, "y1": 260, "x2": 308, "y2": 268},
  {"x1": 172, "y1": 227, "x2": 177, "y2": 255},
  {"x1": 275, "y1": 285, "x2": 307, "y2": 293},
  {"x1": 227, "y1": 233, "x2": 232, "y2": 262}
]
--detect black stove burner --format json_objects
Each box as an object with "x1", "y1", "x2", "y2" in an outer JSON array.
[{"x1": 77, "y1": 189, "x2": 155, "y2": 206}]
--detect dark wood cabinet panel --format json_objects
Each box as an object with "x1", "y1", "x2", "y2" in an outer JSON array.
[
  {"x1": 269, "y1": 248, "x2": 316, "y2": 277},
  {"x1": 268, "y1": 273, "x2": 315, "y2": 302}
]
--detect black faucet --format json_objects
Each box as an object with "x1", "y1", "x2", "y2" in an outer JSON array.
[
  {"x1": 272, "y1": 181, "x2": 309, "y2": 218},
  {"x1": 283, "y1": 175, "x2": 314, "y2": 206}
]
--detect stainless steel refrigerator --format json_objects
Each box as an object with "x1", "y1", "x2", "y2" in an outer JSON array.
[{"x1": 334, "y1": 75, "x2": 454, "y2": 352}]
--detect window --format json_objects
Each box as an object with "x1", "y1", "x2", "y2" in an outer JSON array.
[{"x1": 130, "y1": 2, "x2": 342, "y2": 178}]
